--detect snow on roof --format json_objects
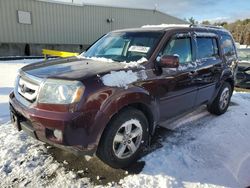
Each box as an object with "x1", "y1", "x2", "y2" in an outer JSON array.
[{"x1": 142, "y1": 24, "x2": 190, "y2": 28}]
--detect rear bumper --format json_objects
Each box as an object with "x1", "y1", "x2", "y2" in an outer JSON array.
[{"x1": 9, "y1": 92, "x2": 101, "y2": 156}]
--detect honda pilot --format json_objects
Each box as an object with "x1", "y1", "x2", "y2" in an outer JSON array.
[{"x1": 9, "y1": 25, "x2": 238, "y2": 168}]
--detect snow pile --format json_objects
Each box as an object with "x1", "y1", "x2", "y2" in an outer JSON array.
[
  {"x1": 101, "y1": 70, "x2": 147, "y2": 89},
  {"x1": 142, "y1": 24, "x2": 190, "y2": 28}
]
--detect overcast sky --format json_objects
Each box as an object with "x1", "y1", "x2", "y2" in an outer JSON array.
[{"x1": 54, "y1": 0, "x2": 250, "y2": 22}]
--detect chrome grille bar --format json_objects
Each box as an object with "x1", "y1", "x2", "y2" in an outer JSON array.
[{"x1": 18, "y1": 77, "x2": 39, "y2": 101}]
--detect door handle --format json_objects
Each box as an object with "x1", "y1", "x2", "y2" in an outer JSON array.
[{"x1": 188, "y1": 71, "x2": 198, "y2": 77}]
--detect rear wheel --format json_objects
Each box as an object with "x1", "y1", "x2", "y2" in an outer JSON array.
[
  {"x1": 207, "y1": 82, "x2": 232, "y2": 115},
  {"x1": 97, "y1": 107, "x2": 149, "y2": 168}
]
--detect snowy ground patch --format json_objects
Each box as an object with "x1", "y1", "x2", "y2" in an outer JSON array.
[
  {"x1": 0, "y1": 123, "x2": 91, "y2": 187},
  {"x1": 121, "y1": 92, "x2": 250, "y2": 188}
]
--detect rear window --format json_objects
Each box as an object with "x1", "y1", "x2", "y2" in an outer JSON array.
[
  {"x1": 196, "y1": 37, "x2": 219, "y2": 59},
  {"x1": 221, "y1": 35, "x2": 236, "y2": 56}
]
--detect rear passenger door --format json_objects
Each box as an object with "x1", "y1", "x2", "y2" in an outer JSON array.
[{"x1": 194, "y1": 33, "x2": 223, "y2": 106}]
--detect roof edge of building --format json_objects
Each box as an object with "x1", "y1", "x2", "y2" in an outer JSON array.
[{"x1": 35, "y1": 0, "x2": 187, "y2": 23}]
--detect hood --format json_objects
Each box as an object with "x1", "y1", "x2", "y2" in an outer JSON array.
[{"x1": 21, "y1": 57, "x2": 126, "y2": 80}]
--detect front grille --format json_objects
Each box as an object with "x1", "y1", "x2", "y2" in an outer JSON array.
[
  {"x1": 14, "y1": 71, "x2": 43, "y2": 106},
  {"x1": 18, "y1": 77, "x2": 39, "y2": 102}
]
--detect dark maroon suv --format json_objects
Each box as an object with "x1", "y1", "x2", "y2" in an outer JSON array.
[{"x1": 9, "y1": 25, "x2": 238, "y2": 168}]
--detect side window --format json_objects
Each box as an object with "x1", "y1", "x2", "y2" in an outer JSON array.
[
  {"x1": 196, "y1": 37, "x2": 219, "y2": 59},
  {"x1": 162, "y1": 37, "x2": 192, "y2": 64},
  {"x1": 221, "y1": 35, "x2": 236, "y2": 56}
]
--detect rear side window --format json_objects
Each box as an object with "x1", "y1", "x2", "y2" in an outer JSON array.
[
  {"x1": 162, "y1": 37, "x2": 192, "y2": 64},
  {"x1": 221, "y1": 35, "x2": 236, "y2": 56},
  {"x1": 196, "y1": 37, "x2": 219, "y2": 59}
]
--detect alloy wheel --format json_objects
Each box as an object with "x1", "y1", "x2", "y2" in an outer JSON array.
[
  {"x1": 219, "y1": 87, "x2": 230, "y2": 110},
  {"x1": 112, "y1": 119, "x2": 143, "y2": 159}
]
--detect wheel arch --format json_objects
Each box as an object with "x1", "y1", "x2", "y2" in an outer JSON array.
[
  {"x1": 224, "y1": 77, "x2": 234, "y2": 91},
  {"x1": 96, "y1": 101, "x2": 156, "y2": 153},
  {"x1": 95, "y1": 88, "x2": 158, "y2": 151}
]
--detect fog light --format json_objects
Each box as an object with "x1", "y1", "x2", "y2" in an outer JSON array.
[{"x1": 53, "y1": 129, "x2": 63, "y2": 141}]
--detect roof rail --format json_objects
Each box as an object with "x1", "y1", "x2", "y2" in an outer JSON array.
[{"x1": 189, "y1": 24, "x2": 225, "y2": 30}]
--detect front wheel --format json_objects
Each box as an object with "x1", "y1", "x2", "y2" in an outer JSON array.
[
  {"x1": 97, "y1": 107, "x2": 149, "y2": 168},
  {"x1": 207, "y1": 82, "x2": 232, "y2": 115}
]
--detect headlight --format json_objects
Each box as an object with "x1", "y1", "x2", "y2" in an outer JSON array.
[{"x1": 38, "y1": 79, "x2": 85, "y2": 104}]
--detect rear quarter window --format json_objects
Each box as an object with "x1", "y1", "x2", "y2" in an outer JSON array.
[{"x1": 221, "y1": 34, "x2": 236, "y2": 56}]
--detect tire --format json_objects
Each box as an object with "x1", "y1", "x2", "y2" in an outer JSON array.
[
  {"x1": 207, "y1": 82, "x2": 232, "y2": 115},
  {"x1": 97, "y1": 107, "x2": 149, "y2": 168}
]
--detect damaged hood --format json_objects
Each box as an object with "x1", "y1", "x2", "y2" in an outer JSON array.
[{"x1": 21, "y1": 57, "x2": 126, "y2": 80}]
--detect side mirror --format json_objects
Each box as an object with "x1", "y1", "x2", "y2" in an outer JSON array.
[{"x1": 159, "y1": 55, "x2": 179, "y2": 68}]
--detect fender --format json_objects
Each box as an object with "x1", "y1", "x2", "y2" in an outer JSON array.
[{"x1": 82, "y1": 85, "x2": 158, "y2": 150}]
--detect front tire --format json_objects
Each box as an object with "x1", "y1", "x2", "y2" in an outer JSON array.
[
  {"x1": 207, "y1": 82, "x2": 232, "y2": 115},
  {"x1": 97, "y1": 107, "x2": 149, "y2": 168}
]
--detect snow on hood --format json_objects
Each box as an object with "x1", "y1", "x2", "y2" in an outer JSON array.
[
  {"x1": 78, "y1": 56, "x2": 148, "y2": 69},
  {"x1": 79, "y1": 56, "x2": 115, "y2": 63},
  {"x1": 121, "y1": 57, "x2": 148, "y2": 69},
  {"x1": 101, "y1": 70, "x2": 147, "y2": 89}
]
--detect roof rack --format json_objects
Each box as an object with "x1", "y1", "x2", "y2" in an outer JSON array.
[{"x1": 189, "y1": 24, "x2": 225, "y2": 30}]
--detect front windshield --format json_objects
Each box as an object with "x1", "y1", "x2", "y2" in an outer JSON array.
[
  {"x1": 238, "y1": 49, "x2": 250, "y2": 62},
  {"x1": 82, "y1": 31, "x2": 163, "y2": 62}
]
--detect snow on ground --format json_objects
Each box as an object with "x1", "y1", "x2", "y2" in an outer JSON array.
[
  {"x1": 122, "y1": 93, "x2": 250, "y2": 188},
  {"x1": 0, "y1": 59, "x2": 250, "y2": 187},
  {"x1": 0, "y1": 122, "x2": 91, "y2": 187}
]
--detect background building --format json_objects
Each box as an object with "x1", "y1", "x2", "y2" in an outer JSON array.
[{"x1": 0, "y1": 0, "x2": 187, "y2": 56}]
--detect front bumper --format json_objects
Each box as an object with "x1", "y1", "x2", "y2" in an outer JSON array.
[{"x1": 9, "y1": 92, "x2": 97, "y2": 156}]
